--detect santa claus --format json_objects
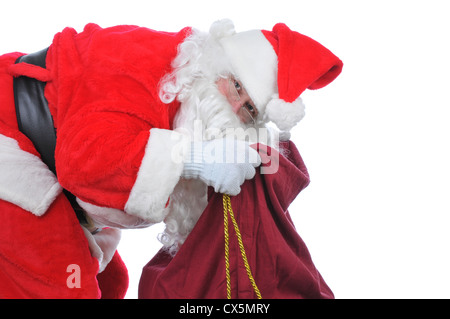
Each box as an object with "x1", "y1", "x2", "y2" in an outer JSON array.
[{"x1": 0, "y1": 19, "x2": 342, "y2": 298}]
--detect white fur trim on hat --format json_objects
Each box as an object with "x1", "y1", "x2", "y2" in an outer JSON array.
[
  {"x1": 265, "y1": 95, "x2": 306, "y2": 132},
  {"x1": 219, "y1": 30, "x2": 278, "y2": 110}
]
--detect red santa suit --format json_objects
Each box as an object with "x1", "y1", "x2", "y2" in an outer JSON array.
[
  {"x1": 0, "y1": 24, "x2": 192, "y2": 298},
  {"x1": 0, "y1": 21, "x2": 342, "y2": 299}
]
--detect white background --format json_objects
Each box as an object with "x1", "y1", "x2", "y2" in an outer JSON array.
[{"x1": 2, "y1": 0, "x2": 449, "y2": 299}]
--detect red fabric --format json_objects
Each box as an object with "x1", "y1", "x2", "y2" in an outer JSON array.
[
  {"x1": 0, "y1": 48, "x2": 129, "y2": 298},
  {"x1": 262, "y1": 23, "x2": 343, "y2": 103},
  {"x1": 45, "y1": 24, "x2": 190, "y2": 211},
  {"x1": 0, "y1": 25, "x2": 189, "y2": 298},
  {"x1": 0, "y1": 194, "x2": 128, "y2": 299},
  {"x1": 97, "y1": 251, "x2": 129, "y2": 299},
  {"x1": 139, "y1": 142, "x2": 334, "y2": 299},
  {"x1": 2, "y1": 24, "x2": 190, "y2": 212}
]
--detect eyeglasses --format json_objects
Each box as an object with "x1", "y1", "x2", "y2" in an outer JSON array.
[{"x1": 228, "y1": 77, "x2": 258, "y2": 125}]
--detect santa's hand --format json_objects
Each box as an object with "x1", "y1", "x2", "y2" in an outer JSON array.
[{"x1": 181, "y1": 138, "x2": 261, "y2": 196}]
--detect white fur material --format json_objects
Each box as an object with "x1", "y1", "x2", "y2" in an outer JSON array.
[
  {"x1": 0, "y1": 134, "x2": 62, "y2": 216},
  {"x1": 159, "y1": 178, "x2": 208, "y2": 256},
  {"x1": 77, "y1": 198, "x2": 155, "y2": 229},
  {"x1": 124, "y1": 128, "x2": 189, "y2": 223},
  {"x1": 265, "y1": 95, "x2": 306, "y2": 132},
  {"x1": 219, "y1": 30, "x2": 278, "y2": 111},
  {"x1": 81, "y1": 226, "x2": 121, "y2": 273}
]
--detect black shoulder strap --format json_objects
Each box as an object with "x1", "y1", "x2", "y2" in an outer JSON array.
[{"x1": 13, "y1": 48, "x2": 57, "y2": 174}]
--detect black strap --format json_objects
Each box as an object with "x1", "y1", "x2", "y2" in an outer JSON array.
[
  {"x1": 13, "y1": 48, "x2": 57, "y2": 174},
  {"x1": 13, "y1": 49, "x2": 93, "y2": 229}
]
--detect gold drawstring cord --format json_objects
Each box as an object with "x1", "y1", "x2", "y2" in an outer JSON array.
[{"x1": 223, "y1": 194, "x2": 262, "y2": 299}]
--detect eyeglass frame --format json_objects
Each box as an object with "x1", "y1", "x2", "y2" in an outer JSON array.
[{"x1": 228, "y1": 76, "x2": 258, "y2": 125}]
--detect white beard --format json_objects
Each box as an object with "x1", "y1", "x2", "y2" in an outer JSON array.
[
  {"x1": 159, "y1": 78, "x2": 244, "y2": 255},
  {"x1": 160, "y1": 79, "x2": 279, "y2": 255}
]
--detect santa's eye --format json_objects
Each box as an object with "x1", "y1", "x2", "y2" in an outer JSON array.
[
  {"x1": 234, "y1": 80, "x2": 242, "y2": 91},
  {"x1": 245, "y1": 102, "x2": 257, "y2": 116}
]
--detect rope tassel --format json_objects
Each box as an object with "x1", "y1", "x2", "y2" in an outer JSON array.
[{"x1": 223, "y1": 194, "x2": 262, "y2": 299}]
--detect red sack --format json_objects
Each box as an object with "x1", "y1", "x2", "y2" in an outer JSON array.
[{"x1": 139, "y1": 141, "x2": 333, "y2": 299}]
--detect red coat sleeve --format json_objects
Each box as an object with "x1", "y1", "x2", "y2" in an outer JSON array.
[{"x1": 48, "y1": 24, "x2": 191, "y2": 226}]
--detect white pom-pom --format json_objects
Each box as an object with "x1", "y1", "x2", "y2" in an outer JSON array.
[
  {"x1": 278, "y1": 131, "x2": 291, "y2": 141},
  {"x1": 209, "y1": 19, "x2": 236, "y2": 39},
  {"x1": 264, "y1": 95, "x2": 305, "y2": 132}
]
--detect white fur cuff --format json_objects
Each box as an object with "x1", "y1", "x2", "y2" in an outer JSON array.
[
  {"x1": 77, "y1": 198, "x2": 155, "y2": 229},
  {"x1": 0, "y1": 134, "x2": 62, "y2": 216},
  {"x1": 82, "y1": 226, "x2": 121, "y2": 273},
  {"x1": 124, "y1": 128, "x2": 189, "y2": 223}
]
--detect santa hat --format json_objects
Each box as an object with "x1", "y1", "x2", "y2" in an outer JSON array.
[{"x1": 220, "y1": 23, "x2": 343, "y2": 131}]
